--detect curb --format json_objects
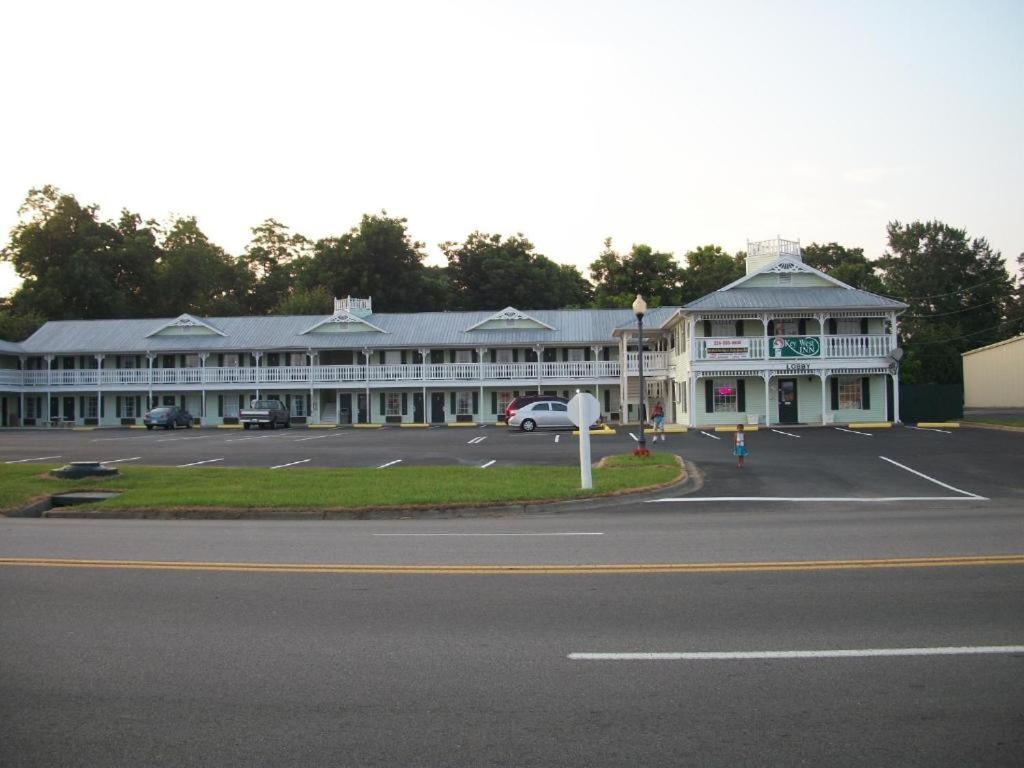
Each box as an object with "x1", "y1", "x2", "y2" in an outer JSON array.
[
  {"x1": 959, "y1": 421, "x2": 1024, "y2": 433},
  {"x1": 847, "y1": 422, "x2": 892, "y2": 429}
]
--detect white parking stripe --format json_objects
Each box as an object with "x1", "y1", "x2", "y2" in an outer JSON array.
[
  {"x1": 373, "y1": 532, "x2": 605, "y2": 537},
  {"x1": 650, "y1": 496, "x2": 988, "y2": 503},
  {"x1": 377, "y1": 459, "x2": 402, "y2": 469},
  {"x1": 467, "y1": 435, "x2": 488, "y2": 444},
  {"x1": 5, "y1": 455, "x2": 61, "y2": 464},
  {"x1": 771, "y1": 429, "x2": 801, "y2": 438},
  {"x1": 270, "y1": 459, "x2": 311, "y2": 469},
  {"x1": 555, "y1": 434, "x2": 560, "y2": 443},
  {"x1": 835, "y1": 427, "x2": 872, "y2": 437},
  {"x1": 225, "y1": 436, "x2": 274, "y2": 442},
  {"x1": 100, "y1": 457, "x2": 141, "y2": 464},
  {"x1": 569, "y1": 646, "x2": 1024, "y2": 661},
  {"x1": 700, "y1": 431, "x2": 722, "y2": 440},
  {"x1": 176, "y1": 458, "x2": 224, "y2": 467},
  {"x1": 628, "y1": 433, "x2": 638, "y2": 442},
  {"x1": 878, "y1": 456, "x2": 986, "y2": 499},
  {"x1": 907, "y1": 426, "x2": 952, "y2": 434},
  {"x1": 480, "y1": 460, "x2": 496, "y2": 468}
]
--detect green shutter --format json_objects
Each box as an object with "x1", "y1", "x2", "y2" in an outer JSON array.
[
  {"x1": 450, "y1": 392, "x2": 456, "y2": 414},
  {"x1": 828, "y1": 319, "x2": 837, "y2": 334},
  {"x1": 831, "y1": 378, "x2": 839, "y2": 410},
  {"x1": 116, "y1": 397, "x2": 121, "y2": 418},
  {"x1": 401, "y1": 393, "x2": 408, "y2": 414},
  {"x1": 135, "y1": 396, "x2": 141, "y2": 416},
  {"x1": 218, "y1": 396, "x2": 223, "y2": 417},
  {"x1": 562, "y1": 348, "x2": 569, "y2": 362},
  {"x1": 861, "y1": 377, "x2": 871, "y2": 409},
  {"x1": 450, "y1": 350, "x2": 456, "y2": 363},
  {"x1": 703, "y1": 320, "x2": 711, "y2": 337},
  {"x1": 472, "y1": 392, "x2": 479, "y2": 414},
  {"x1": 401, "y1": 351, "x2": 407, "y2": 364},
  {"x1": 737, "y1": 380, "x2": 746, "y2": 411},
  {"x1": 584, "y1": 348, "x2": 592, "y2": 361},
  {"x1": 735, "y1": 320, "x2": 744, "y2": 336},
  {"x1": 512, "y1": 349, "x2": 519, "y2": 362},
  {"x1": 379, "y1": 393, "x2": 385, "y2": 415},
  {"x1": 860, "y1": 318, "x2": 869, "y2": 334},
  {"x1": 705, "y1": 380, "x2": 713, "y2": 412},
  {"x1": 491, "y1": 392, "x2": 497, "y2": 413},
  {"x1": 798, "y1": 319, "x2": 807, "y2": 335},
  {"x1": 604, "y1": 389, "x2": 610, "y2": 412}
]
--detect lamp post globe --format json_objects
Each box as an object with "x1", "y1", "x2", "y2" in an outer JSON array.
[{"x1": 632, "y1": 294, "x2": 649, "y2": 457}]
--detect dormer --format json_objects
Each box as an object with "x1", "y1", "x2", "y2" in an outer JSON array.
[
  {"x1": 300, "y1": 306, "x2": 387, "y2": 335},
  {"x1": 146, "y1": 314, "x2": 227, "y2": 337},
  {"x1": 465, "y1": 307, "x2": 556, "y2": 331}
]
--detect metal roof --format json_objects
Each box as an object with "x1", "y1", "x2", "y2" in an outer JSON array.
[
  {"x1": 13, "y1": 307, "x2": 681, "y2": 355},
  {"x1": 0, "y1": 339, "x2": 22, "y2": 354},
  {"x1": 684, "y1": 287, "x2": 906, "y2": 312}
]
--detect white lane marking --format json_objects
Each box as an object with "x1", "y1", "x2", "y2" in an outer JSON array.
[
  {"x1": 225, "y1": 436, "x2": 274, "y2": 442},
  {"x1": 568, "y1": 646, "x2": 1024, "y2": 661},
  {"x1": 480, "y1": 460, "x2": 496, "y2": 469},
  {"x1": 907, "y1": 426, "x2": 952, "y2": 434},
  {"x1": 91, "y1": 436, "x2": 147, "y2": 442},
  {"x1": 377, "y1": 459, "x2": 402, "y2": 469},
  {"x1": 700, "y1": 431, "x2": 722, "y2": 440},
  {"x1": 771, "y1": 429, "x2": 801, "y2": 438},
  {"x1": 467, "y1": 435, "x2": 488, "y2": 444},
  {"x1": 555, "y1": 434, "x2": 560, "y2": 443},
  {"x1": 176, "y1": 458, "x2": 224, "y2": 467},
  {"x1": 835, "y1": 427, "x2": 872, "y2": 437},
  {"x1": 628, "y1": 432, "x2": 638, "y2": 442},
  {"x1": 157, "y1": 435, "x2": 210, "y2": 442},
  {"x1": 294, "y1": 432, "x2": 348, "y2": 442},
  {"x1": 271, "y1": 459, "x2": 311, "y2": 469},
  {"x1": 372, "y1": 532, "x2": 604, "y2": 537},
  {"x1": 100, "y1": 457, "x2": 141, "y2": 464},
  {"x1": 4, "y1": 455, "x2": 61, "y2": 464},
  {"x1": 878, "y1": 456, "x2": 986, "y2": 499},
  {"x1": 650, "y1": 496, "x2": 988, "y2": 503}
]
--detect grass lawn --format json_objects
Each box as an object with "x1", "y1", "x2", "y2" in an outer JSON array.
[
  {"x1": 965, "y1": 417, "x2": 1024, "y2": 428},
  {"x1": 0, "y1": 453, "x2": 681, "y2": 512}
]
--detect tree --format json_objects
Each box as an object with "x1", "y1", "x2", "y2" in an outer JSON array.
[
  {"x1": 878, "y1": 220, "x2": 1015, "y2": 385},
  {"x1": 679, "y1": 244, "x2": 745, "y2": 304},
  {"x1": 801, "y1": 242, "x2": 884, "y2": 293},
  {"x1": 1, "y1": 186, "x2": 154, "y2": 320},
  {"x1": 589, "y1": 239, "x2": 683, "y2": 308},
  {"x1": 153, "y1": 216, "x2": 246, "y2": 316},
  {"x1": 239, "y1": 218, "x2": 313, "y2": 314},
  {"x1": 307, "y1": 212, "x2": 444, "y2": 312},
  {"x1": 273, "y1": 285, "x2": 334, "y2": 315},
  {"x1": 443, "y1": 232, "x2": 591, "y2": 310}
]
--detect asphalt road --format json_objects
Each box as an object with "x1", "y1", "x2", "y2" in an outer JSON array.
[{"x1": 1, "y1": 425, "x2": 1022, "y2": 766}]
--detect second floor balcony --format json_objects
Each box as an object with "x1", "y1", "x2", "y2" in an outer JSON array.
[
  {"x1": 694, "y1": 334, "x2": 893, "y2": 361},
  {"x1": 8, "y1": 352, "x2": 672, "y2": 389}
]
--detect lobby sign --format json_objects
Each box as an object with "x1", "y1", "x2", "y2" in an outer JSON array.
[
  {"x1": 770, "y1": 336, "x2": 821, "y2": 358},
  {"x1": 706, "y1": 338, "x2": 750, "y2": 359}
]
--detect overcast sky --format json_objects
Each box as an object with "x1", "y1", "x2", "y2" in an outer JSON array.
[{"x1": 1, "y1": 0, "x2": 1021, "y2": 297}]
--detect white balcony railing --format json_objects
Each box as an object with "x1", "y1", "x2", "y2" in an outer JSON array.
[
  {"x1": 8, "y1": 355, "x2": 675, "y2": 389},
  {"x1": 695, "y1": 335, "x2": 892, "y2": 361}
]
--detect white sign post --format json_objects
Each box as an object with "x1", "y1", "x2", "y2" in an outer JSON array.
[{"x1": 567, "y1": 391, "x2": 601, "y2": 490}]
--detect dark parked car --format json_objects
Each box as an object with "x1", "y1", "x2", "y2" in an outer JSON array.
[
  {"x1": 144, "y1": 406, "x2": 193, "y2": 430},
  {"x1": 503, "y1": 395, "x2": 568, "y2": 424}
]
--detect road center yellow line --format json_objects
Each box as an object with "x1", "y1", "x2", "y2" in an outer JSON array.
[{"x1": 0, "y1": 554, "x2": 1022, "y2": 575}]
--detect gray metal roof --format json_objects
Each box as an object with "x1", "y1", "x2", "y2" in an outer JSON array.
[
  {"x1": 14, "y1": 307, "x2": 681, "y2": 355},
  {"x1": 684, "y1": 287, "x2": 906, "y2": 312},
  {"x1": 0, "y1": 339, "x2": 23, "y2": 354}
]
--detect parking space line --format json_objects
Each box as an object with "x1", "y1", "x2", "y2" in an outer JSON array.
[
  {"x1": 650, "y1": 496, "x2": 988, "y2": 503},
  {"x1": 467, "y1": 435, "x2": 487, "y2": 444},
  {"x1": 568, "y1": 646, "x2": 1024, "y2": 661},
  {"x1": 91, "y1": 436, "x2": 147, "y2": 442},
  {"x1": 555, "y1": 434, "x2": 560, "y2": 443},
  {"x1": 100, "y1": 457, "x2": 141, "y2": 464},
  {"x1": 270, "y1": 459, "x2": 311, "y2": 469},
  {"x1": 372, "y1": 532, "x2": 605, "y2": 537},
  {"x1": 177, "y1": 458, "x2": 224, "y2": 467},
  {"x1": 835, "y1": 427, "x2": 872, "y2": 437},
  {"x1": 377, "y1": 459, "x2": 402, "y2": 469},
  {"x1": 158, "y1": 435, "x2": 210, "y2": 442},
  {"x1": 771, "y1": 429, "x2": 800, "y2": 438},
  {"x1": 907, "y1": 426, "x2": 952, "y2": 434},
  {"x1": 480, "y1": 460, "x2": 496, "y2": 468},
  {"x1": 628, "y1": 432, "x2": 638, "y2": 442},
  {"x1": 878, "y1": 456, "x2": 986, "y2": 499},
  {"x1": 225, "y1": 435, "x2": 274, "y2": 442},
  {"x1": 700, "y1": 431, "x2": 722, "y2": 440},
  {"x1": 4, "y1": 455, "x2": 61, "y2": 464}
]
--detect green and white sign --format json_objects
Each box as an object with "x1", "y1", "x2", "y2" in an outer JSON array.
[{"x1": 770, "y1": 336, "x2": 821, "y2": 358}]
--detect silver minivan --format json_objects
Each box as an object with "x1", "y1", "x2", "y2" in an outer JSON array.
[{"x1": 507, "y1": 399, "x2": 596, "y2": 432}]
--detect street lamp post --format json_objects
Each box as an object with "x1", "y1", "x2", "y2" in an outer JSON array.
[{"x1": 632, "y1": 294, "x2": 649, "y2": 457}]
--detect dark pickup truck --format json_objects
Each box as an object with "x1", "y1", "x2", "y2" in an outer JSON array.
[{"x1": 239, "y1": 399, "x2": 291, "y2": 429}]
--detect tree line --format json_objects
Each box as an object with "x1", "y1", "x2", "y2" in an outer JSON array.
[{"x1": 1, "y1": 185, "x2": 1021, "y2": 386}]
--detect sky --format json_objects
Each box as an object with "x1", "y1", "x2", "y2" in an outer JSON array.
[{"x1": 1, "y1": 0, "x2": 1021, "y2": 298}]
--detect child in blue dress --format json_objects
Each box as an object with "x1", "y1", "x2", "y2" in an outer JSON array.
[{"x1": 733, "y1": 423, "x2": 748, "y2": 468}]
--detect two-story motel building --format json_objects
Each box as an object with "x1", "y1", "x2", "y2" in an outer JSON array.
[{"x1": 0, "y1": 239, "x2": 906, "y2": 429}]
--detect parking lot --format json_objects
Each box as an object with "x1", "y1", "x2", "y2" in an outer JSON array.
[{"x1": 0, "y1": 424, "x2": 1019, "y2": 504}]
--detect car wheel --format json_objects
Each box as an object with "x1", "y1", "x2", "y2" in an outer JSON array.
[
  {"x1": 243, "y1": 423, "x2": 251, "y2": 430},
  {"x1": 521, "y1": 419, "x2": 536, "y2": 432},
  {"x1": 186, "y1": 421, "x2": 192, "y2": 429},
  {"x1": 269, "y1": 421, "x2": 276, "y2": 430},
  {"x1": 146, "y1": 425, "x2": 153, "y2": 431},
  {"x1": 164, "y1": 424, "x2": 172, "y2": 430}
]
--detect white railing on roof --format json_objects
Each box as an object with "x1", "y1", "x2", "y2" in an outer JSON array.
[
  {"x1": 747, "y1": 237, "x2": 801, "y2": 261},
  {"x1": 334, "y1": 296, "x2": 372, "y2": 314}
]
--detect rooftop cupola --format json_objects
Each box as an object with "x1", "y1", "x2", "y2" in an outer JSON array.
[
  {"x1": 334, "y1": 296, "x2": 373, "y2": 318},
  {"x1": 745, "y1": 237, "x2": 801, "y2": 275}
]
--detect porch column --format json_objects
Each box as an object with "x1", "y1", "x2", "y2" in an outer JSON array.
[
  {"x1": 892, "y1": 368, "x2": 901, "y2": 424},
  {"x1": 94, "y1": 354, "x2": 105, "y2": 425},
  {"x1": 252, "y1": 351, "x2": 262, "y2": 400},
  {"x1": 821, "y1": 373, "x2": 828, "y2": 425},
  {"x1": 419, "y1": 348, "x2": 430, "y2": 383},
  {"x1": 336, "y1": 388, "x2": 341, "y2": 426},
  {"x1": 307, "y1": 349, "x2": 318, "y2": 424},
  {"x1": 819, "y1": 313, "x2": 831, "y2": 358},
  {"x1": 764, "y1": 372, "x2": 772, "y2": 428},
  {"x1": 688, "y1": 371, "x2": 696, "y2": 428},
  {"x1": 45, "y1": 355, "x2": 53, "y2": 423},
  {"x1": 147, "y1": 352, "x2": 155, "y2": 411},
  {"x1": 762, "y1": 313, "x2": 770, "y2": 360},
  {"x1": 199, "y1": 353, "x2": 208, "y2": 424},
  {"x1": 590, "y1": 345, "x2": 602, "y2": 379},
  {"x1": 533, "y1": 344, "x2": 544, "y2": 394},
  {"x1": 477, "y1": 347, "x2": 486, "y2": 423},
  {"x1": 362, "y1": 348, "x2": 372, "y2": 424}
]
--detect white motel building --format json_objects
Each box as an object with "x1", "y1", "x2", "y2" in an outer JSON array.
[{"x1": 0, "y1": 238, "x2": 907, "y2": 429}]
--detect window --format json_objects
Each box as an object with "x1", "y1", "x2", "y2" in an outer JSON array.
[
  {"x1": 291, "y1": 395, "x2": 307, "y2": 417},
  {"x1": 676, "y1": 382, "x2": 687, "y2": 413},
  {"x1": 386, "y1": 392, "x2": 402, "y2": 416},
  {"x1": 123, "y1": 398, "x2": 138, "y2": 418},
  {"x1": 456, "y1": 350, "x2": 473, "y2": 363},
  {"x1": 711, "y1": 321, "x2": 734, "y2": 337},
  {"x1": 120, "y1": 355, "x2": 137, "y2": 369},
  {"x1": 162, "y1": 396, "x2": 176, "y2": 406},
  {"x1": 86, "y1": 397, "x2": 98, "y2": 419},
  {"x1": 531, "y1": 402, "x2": 550, "y2": 412},
  {"x1": 773, "y1": 320, "x2": 800, "y2": 336},
  {"x1": 551, "y1": 403, "x2": 567, "y2": 412},
  {"x1": 713, "y1": 379, "x2": 738, "y2": 412},
  {"x1": 568, "y1": 349, "x2": 585, "y2": 362},
  {"x1": 223, "y1": 354, "x2": 239, "y2": 367},
  {"x1": 456, "y1": 391, "x2": 473, "y2": 415},
  {"x1": 290, "y1": 353, "x2": 306, "y2": 366},
  {"x1": 496, "y1": 349, "x2": 513, "y2": 363},
  {"x1": 839, "y1": 378, "x2": 862, "y2": 409},
  {"x1": 384, "y1": 350, "x2": 402, "y2": 365},
  {"x1": 26, "y1": 397, "x2": 40, "y2": 419},
  {"x1": 497, "y1": 391, "x2": 513, "y2": 414},
  {"x1": 837, "y1": 319, "x2": 861, "y2": 335},
  {"x1": 184, "y1": 354, "x2": 200, "y2": 368}
]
